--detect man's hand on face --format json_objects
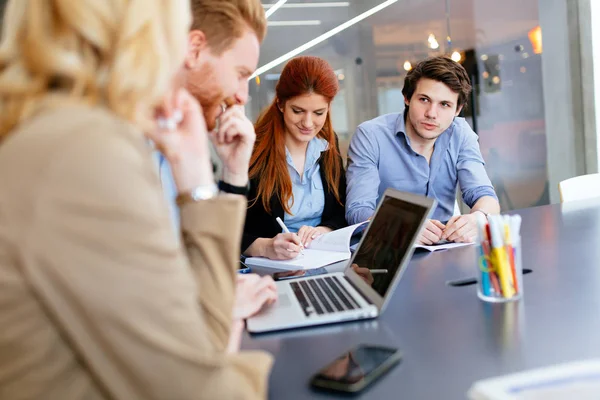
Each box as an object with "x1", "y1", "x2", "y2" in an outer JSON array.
[{"x1": 209, "y1": 104, "x2": 255, "y2": 187}]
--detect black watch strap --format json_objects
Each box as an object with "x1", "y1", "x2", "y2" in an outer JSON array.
[{"x1": 218, "y1": 180, "x2": 250, "y2": 196}]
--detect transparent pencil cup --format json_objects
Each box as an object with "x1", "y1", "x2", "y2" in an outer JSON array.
[{"x1": 476, "y1": 237, "x2": 523, "y2": 303}]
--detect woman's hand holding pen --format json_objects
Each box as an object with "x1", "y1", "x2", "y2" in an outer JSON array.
[{"x1": 264, "y1": 233, "x2": 304, "y2": 260}]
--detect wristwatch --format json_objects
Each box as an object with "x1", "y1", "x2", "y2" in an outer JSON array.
[
  {"x1": 176, "y1": 183, "x2": 219, "y2": 206},
  {"x1": 218, "y1": 180, "x2": 250, "y2": 196}
]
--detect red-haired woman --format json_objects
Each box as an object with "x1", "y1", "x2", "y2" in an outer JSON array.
[{"x1": 242, "y1": 56, "x2": 347, "y2": 260}]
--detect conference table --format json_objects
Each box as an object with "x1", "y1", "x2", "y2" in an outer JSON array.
[{"x1": 242, "y1": 199, "x2": 600, "y2": 398}]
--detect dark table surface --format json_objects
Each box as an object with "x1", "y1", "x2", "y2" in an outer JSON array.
[{"x1": 242, "y1": 199, "x2": 600, "y2": 399}]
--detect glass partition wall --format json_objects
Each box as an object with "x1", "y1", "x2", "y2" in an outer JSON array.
[{"x1": 252, "y1": 0, "x2": 548, "y2": 211}]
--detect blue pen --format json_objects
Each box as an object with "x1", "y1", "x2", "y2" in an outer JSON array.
[
  {"x1": 238, "y1": 259, "x2": 252, "y2": 274},
  {"x1": 476, "y1": 214, "x2": 492, "y2": 296}
]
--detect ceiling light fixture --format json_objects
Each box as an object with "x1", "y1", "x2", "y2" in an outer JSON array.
[
  {"x1": 451, "y1": 51, "x2": 461, "y2": 62},
  {"x1": 428, "y1": 34, "x2": 439, "y2": 50},
  {"x1": 251, "y1": 0, "x2": 398, "y2": 79},
  {"x1": 265, "y1": 0, "x2": 287, "y2": 18},
  {"x1": 268, "y1": 20, "x2": 322, "y2": 26},
  {"x1": 263, "y1": 2, "x2": 350, "y2": 8},
  {"x1": 403, "y1": 61, "x2": 412, "y2": 71}
]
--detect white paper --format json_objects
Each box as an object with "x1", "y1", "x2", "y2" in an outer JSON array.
[
  {"x1": 414, "y1": 241, "x2": 474, "y2": 252},
  {"x1": 468, "y1": 360, "x2": 600, "y2": 400},
  {"x1": 245, "y1": 222, "x2": 368, "y2": 271},
  {"x1": 308, "y1": 222, "x2": 368, "y2": 252},
  {"x1": 243, "y1": 249, "x2": 350, "y2": 271}
]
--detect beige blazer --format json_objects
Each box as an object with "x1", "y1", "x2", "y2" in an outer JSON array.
[{"x1": 0, "y1": 105, "x2": 272, "y2": 399}]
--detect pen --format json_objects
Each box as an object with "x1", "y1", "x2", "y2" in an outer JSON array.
[
  {"x1": 489, "y1": 216, "x2": 515, "y2": 298},
  {"x1": 275, "y1": 217, "x2": 304, "y2": 255},
  {"x1": 503, "y1": 216, "x2": 518, "y2": 294},
  {"x1": 370, "y1": 269, "x2": 388, "y2": 274},
  {"x1": 484, "y1": 221, "x2": 501, "y2": 295},
  {"x1": 476, "y1": 213, "x2": 492, "y2": 296},
  {"x1": 238, "y1": 259, "x2": 252, "y2": 274}
]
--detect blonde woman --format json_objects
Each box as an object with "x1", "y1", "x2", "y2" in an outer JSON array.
[{"x1": 0, "y1": 0, "x2": 272, "y2": 399}]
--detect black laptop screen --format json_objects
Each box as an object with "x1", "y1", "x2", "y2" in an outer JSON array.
[{"x1": 349, "y1": 195, "x2": 429, "y2": 297}]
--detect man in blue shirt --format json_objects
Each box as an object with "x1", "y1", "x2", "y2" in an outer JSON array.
[{"x1": 346, "y1": 56, "x2": 499, "y2": 245}]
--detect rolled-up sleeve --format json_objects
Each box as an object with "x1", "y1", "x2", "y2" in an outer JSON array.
[
  {"x1": 457, "y1": 129, "x2": 498, "y2": 207},
  {"x1": 345, "y1": 126, "x2": 381, "y2": 225}
]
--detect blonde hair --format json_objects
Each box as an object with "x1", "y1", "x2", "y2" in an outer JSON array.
[
  {"x1": 190, "y1": 0, "x2": 266, "y2": 54},
  {"x1": 0, "y1": 0, "x2": 191, "y2": 139}
]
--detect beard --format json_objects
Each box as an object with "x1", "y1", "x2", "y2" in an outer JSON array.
[{"x1": 185, "y1": 61, "x2": 224, "y2": 131}]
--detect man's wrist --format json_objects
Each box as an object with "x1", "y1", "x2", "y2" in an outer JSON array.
[
  {"x1": 171, "y1": 159, "x2": 215, "y2": 193},
  {"x1": 472, "y1": 209, "x2": 489, "y2": 218}
]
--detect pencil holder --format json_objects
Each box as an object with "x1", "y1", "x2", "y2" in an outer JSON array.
[{"x1": 476, "y1": 236, "x2": 523, "y2": 303}]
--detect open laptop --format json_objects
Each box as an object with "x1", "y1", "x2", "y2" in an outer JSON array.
[{"x1": 247, "y1": 189, "x2": 436, "y2": 333}]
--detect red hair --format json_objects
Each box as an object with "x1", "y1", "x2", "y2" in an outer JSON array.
[{"x1": 249, "y1": 56, "x2": 341, "y2": 214}]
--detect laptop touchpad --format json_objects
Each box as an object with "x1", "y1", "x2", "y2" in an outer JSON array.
[{"x1": 277, "y1": 293, "x2": 292, "y2": 308}]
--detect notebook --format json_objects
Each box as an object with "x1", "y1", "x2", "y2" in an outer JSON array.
[
  {"x1": 468, "y1": 360, "x2": 600, "y2": 400},
  {"x1": 351, "y1": 237, "x2": 474, "y2": 253},
  {"x1": 244, "y1": 221, "x2": 368, "y2": 271}
]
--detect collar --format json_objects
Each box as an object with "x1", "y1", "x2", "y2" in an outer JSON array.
[{"x1": 285, "y1": 136, "x2": 329, "y2": 167}]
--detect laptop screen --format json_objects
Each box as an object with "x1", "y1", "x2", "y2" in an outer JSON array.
[{"x1": 347, "y1": 193, "x2": 431, "y2": 298}]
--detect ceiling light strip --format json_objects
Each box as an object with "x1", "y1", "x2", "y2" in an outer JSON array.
[
  {"x1": 263, "y1": 2, "x2": 350, "y2": 8},
  {"x1": 265, "y1": 0, "x2": 288, "y2": 18},
  {"x1": 268, "y1": 20, "x2": 322, "y2": 26},
  {"x1": 252, "y1": 0, "x2": 398, "y2": 79}
]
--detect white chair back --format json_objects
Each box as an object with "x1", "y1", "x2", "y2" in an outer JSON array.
[{"x1": 558, "y1": 173, "x2": 600, "y2": 203}]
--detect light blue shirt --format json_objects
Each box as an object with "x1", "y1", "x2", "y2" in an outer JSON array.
[
  {"x1": 345, "y1": 113, "x2": 497, "y2": 224},
  {"x1": 284, "y1": 137, "x2": 328, "y2": 233},
  {"x1": 155, "y1": 152, "x2": 180, "y2": 231}
]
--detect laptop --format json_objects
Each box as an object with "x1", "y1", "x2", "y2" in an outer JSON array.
[{"x1": 246, "y1": 189, "x2": 436, "y2": 333}]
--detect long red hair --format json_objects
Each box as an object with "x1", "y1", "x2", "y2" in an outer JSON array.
[{"x1": 249, "y1": 56, "x2": 342, "y2": 214}]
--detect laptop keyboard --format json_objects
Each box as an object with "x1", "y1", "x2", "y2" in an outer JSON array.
[{"x1": 290, "y1": 275, "x2": 362, "y2": 317}]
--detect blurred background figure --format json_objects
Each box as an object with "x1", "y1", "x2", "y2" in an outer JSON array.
[{"x1": 0, "y1": 0, "x2": 274, "y2": 399}]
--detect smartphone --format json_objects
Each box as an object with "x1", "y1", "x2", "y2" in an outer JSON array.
[
  {"x1": 310, "y1": 344, "x2": 401, "y2": 393},
  {"x1": 272, "y1": 267, "x2": 327, "y2": 281}
]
